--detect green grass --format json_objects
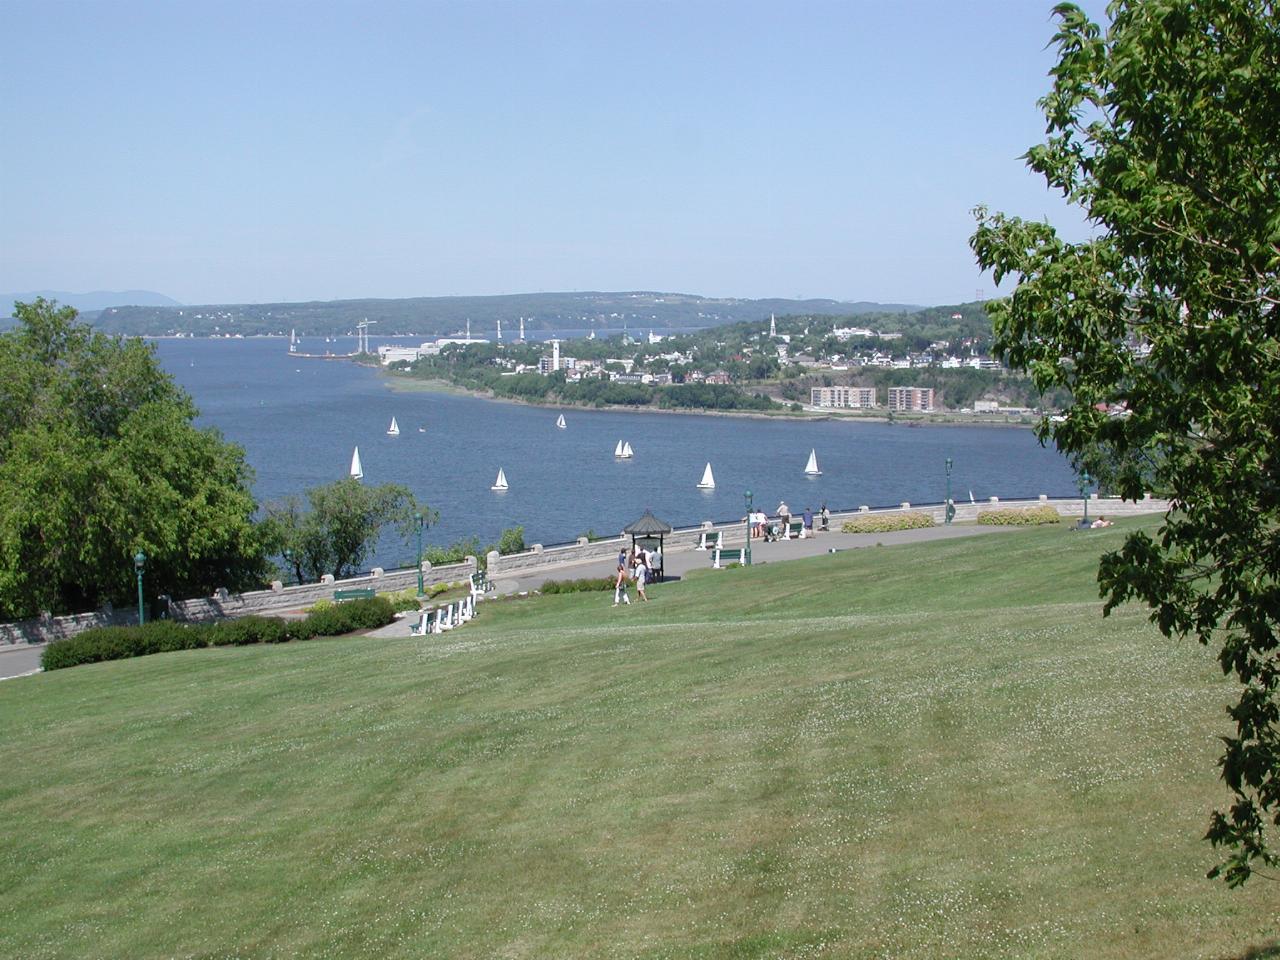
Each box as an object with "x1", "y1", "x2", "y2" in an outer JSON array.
[{"x1": 1, "y1": 519, "x2": 1276, "y2": 958}]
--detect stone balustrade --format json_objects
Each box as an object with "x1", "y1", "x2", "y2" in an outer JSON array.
[{"x1": 1, "y1": 495, "x2": 1171, "y2": 647}]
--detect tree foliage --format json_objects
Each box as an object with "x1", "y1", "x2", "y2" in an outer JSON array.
[
  {"x1": 971, "y1": 1, "x2": 1280, "y2": 885},
  {"x1": 263, "y1": 478, "x2": 430, "y2": 581},
  {"x1": 0, "y1": 300, "x2": 269, "y2": 619}
]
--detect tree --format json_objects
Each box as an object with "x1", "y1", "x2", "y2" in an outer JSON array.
[
  {"x1": 263, "y1": 478, "x2": 430, "y2": 581},
  {"x1": 0, "y1": 299, "x2": 270, "y2": 619},
  {"x1": 970, "y1": 1, "x2": 1280, "y2": 885}
]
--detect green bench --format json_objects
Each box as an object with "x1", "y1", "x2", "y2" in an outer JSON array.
[
  {"x1": 333, "y1": 588, "x2": 376, "y2": 602},
  {"x1": 699, "y1": 529, "x2": 722, "y2": 550},
  {"x1": 766, "y1": 521, "x2": 806, "y2": 541},
  {"x1": 712, "y1": 548, "x2": 745, "y2": 568},
  {"x1": 471, "y1": 571, "x2": 493, "y2": 594}
]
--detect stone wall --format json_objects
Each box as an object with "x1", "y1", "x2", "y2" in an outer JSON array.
[
  {"x1": 2, "y1": 495, "x2": 1171, "y2": 648},
  {"x1": 482, "y1": 496, "x2": 1171, "y2": 579},
  {"x1": 0, "y1": 557, "x2": 477, "y2": 647}
]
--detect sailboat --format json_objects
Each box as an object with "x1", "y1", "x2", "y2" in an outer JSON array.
[
  {"x1": 387, "y1": 416, "x2": 400, "y2": 436},
  {"x1": 615, "y1": 440, "x2": 631, "y2": 458},
  {"x1": 804, "y1": 448, "x2": 821, "y2": 476},
  {"x1": 556, "y1": 413, "x2": 566, "y2": 429},
  {"x1": 350, "y1": 447, "x2": 363, "y2": 480},
  {"x1": 491, "y1": 468, "x2": 508, "y2": 491},
  {"x1": 622, "y1": 441, "x2": 634, "y2": 458},
  {"x1": 697, "y1": 462, "x2": 716, "y2": 490}
]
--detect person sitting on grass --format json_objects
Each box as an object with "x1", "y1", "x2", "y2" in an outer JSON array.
[{"x1": 1091, "y1": 515, "x2": 1113, "y2": 528}]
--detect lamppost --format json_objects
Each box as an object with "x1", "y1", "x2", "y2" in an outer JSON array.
[
  {"x1": 944, "y1": 457, "x2": 955, "y2": 525},
  {"x1": 744, "y1": 490, "x2": 753, "y2": 566},
  {"x1": 415, "y1": 512, "x2": 425, "y2": 596},
  {"x1": 1079, "y1": 470, "x2": 1094, "y2": 528},
  {"x1": 133, "y1": 550, "x2": 146, "y2": 625}
]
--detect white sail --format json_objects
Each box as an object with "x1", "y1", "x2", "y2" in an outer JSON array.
[
  {"x1": 804, "y1": 448, "x2": 821, "y2": 476},
  {"x1": 556, "y1": 414, "x2": 566, "y2": 429},
  {"x1": 350, "y1": 447, "x2": 363, "y2": 480},
  {"x1": 491, "y1": 468, "x2": 508, "y2": 491},
  {"x1": 387, "y1": 416, "x2": 400, "y2": 436},
  {"x1": 615, "y1": 440, "x2": 625, "y2": 457},
  {"x1": 622, "y1": 441, "x2": 634, "y2": 458},
  {"x1": 697, "y1": 462, "x2": 715, "y2": 489}
]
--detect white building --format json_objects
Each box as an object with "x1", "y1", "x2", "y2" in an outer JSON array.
[{"x1": 811, "y1": 386, "x2": 877, "y2": 409}]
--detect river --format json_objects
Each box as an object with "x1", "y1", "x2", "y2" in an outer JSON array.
[{"x1": 154, "y1": 336, "x2": 1079, "y2": 568}]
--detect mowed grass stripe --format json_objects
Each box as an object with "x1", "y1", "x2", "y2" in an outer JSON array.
[{"x1": 0, "y1": 520, "x2": 1275, "y2": 958}]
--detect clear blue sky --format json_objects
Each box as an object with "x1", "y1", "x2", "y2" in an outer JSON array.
[{"x1": 0, "y1": 1, "x2": 1108, "y2": 307}]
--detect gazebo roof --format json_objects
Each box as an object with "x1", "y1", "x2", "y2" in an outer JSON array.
[{"x1": 623, "y1": 509, "x2": 673, "y2": 536}]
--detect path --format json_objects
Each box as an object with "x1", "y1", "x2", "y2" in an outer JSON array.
[
  {"x1": 365, "y1": 521, "x2": 1016, "y2": 639},
  {"x1": 0, "y1": 521, "x2": 1075, "y2": 674}
]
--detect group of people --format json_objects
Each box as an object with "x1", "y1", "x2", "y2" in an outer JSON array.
[
  {"x1": 614, "y1": 545, "x2": 660, "y2": 605},
  {"x1": 747, "y1": 501, "x2": 831, "y2": 541}
]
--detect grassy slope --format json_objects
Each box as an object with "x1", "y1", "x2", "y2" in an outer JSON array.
[{"x1": 0, "y1": 520, "x2": 1276, "y2": 959}]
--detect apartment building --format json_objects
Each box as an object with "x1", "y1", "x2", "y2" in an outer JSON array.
[
  {"x1": 886, "y1": 386, "x2": 936, "y2": 411},
  {"x1": 810, "y1": 386, "x2": 878, "y2": 409}
]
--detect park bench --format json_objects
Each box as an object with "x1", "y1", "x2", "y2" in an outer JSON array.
[
  {"x1": 712, "y1": 547, "x2": 745, "y2": 568},
  {"x1": 698, "y1": 529, "x2": 722, "y2": 550},
  {"x1": 333, "y1": 588, "x2": 376, "y2": 602},
  {"x1": 471, "y1": 570, "x2": 493, "y2": 595},
  {"x1": 767, "y1": 521, "x2": 806, "y2": 541}
]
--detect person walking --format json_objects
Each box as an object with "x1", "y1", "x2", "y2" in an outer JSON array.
[
  {"x1": 803, "y1": 506, "x2": 814, "y2": 538},
  {"x1": 820, "y1": 503, "x2": 830, "y2": 532},
  {"x1": 777, "y1": 500, "x2": 791, "y2": 538},
  {"x1": 613, "y1": 557, "x2": 631, "y2": 605},
  {"x1": 634, "y1": 548, "x2": 650, "y2": 602}
]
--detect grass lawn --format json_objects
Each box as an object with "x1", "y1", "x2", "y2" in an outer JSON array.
[{"x1": 1, "y1": 519, "x2": 1276, "y2": 958}]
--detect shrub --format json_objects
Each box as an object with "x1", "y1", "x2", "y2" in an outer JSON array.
[
  {"x1": 207, "y1": 615, "x2": 290, "y2": 646},
  {"x1": 41, "y1": 597, "x2": 396, "y2": 671},
  {"x1": 496, "y1": 526, "x2": 526, "y2": 556},
  {"x1": 381, "y1": 587, "x2": 423, "y2": 613},
  {"x1": 41, "y1": 621, "x2": 205, "y2": 671},
  {"x1": 841, "y1": 512, "x2": 936, "y2": 534},
  {"x1": 299, "y1": 596, "x2": 396, "y2": 639},
  {"x1": 425, "y1": 537, "x2": 482, "y2": 567},
  {"x1": 540, "y1": 577, "x2": 615, "y2": 595},
  {"x1": 977, "y1": 506, "x2": 1063, "y2": 526}
]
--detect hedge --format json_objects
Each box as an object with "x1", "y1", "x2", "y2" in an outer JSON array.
[
  {"x1": 976, "y1": 506, "x2": 1063, "y2": 526},
  {"x1": 840, "y1": 512, "x2": 936, "y2": 534},
  {"x1": 39, "y1": 622, "x2": 205, "y2": 671},
  {"x1": 539, "y1": 577, "x2": 616, "y2": 595},
  {"x1": 41, "y1": 596, "x2": 396, "y2": 671}
]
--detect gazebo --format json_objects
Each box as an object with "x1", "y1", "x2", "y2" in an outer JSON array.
[{"x1": 623, "y1": 509, "x2": 673, "y2": 582}]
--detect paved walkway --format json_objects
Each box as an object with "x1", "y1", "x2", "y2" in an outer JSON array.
[
  {"x1": 365, "y1": 521, "x2": 1015, "y2": 639},
  {"x1": 0, "y1": 521, "x2": 1051, "y2": 674}
]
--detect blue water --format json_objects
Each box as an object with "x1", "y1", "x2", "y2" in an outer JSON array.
[{"x1": 155, "y1": 337, "x2": 1079, "y2": 565}]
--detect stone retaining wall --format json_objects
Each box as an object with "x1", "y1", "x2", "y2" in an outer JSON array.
[
  {"x1": 0, "y1": 558, "x2": 477, "y2": 647},
  {"x1": 2, "y1": 495, "x2": 1170, "y2": 647},
  {"x1": 484, "y1": 495, "x2": 1171, "y2": 578}
]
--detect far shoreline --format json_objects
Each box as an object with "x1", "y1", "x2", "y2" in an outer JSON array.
[{"x1": 380, "y1": 371, "x2": 1040, "y2": 430}]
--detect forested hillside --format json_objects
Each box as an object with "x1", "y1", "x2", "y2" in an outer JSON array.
[{"x1": 83, "y1": 291, "x2": 919, "y2": 337}]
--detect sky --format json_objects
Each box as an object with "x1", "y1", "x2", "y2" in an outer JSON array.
[{"x1": 0, "y1": 0, "x2": 1110, "y2": 307}]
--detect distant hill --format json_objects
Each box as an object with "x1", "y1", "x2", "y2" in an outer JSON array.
[
  {"x1": 1, "y1": 290, "x2": 182, "y2": 315},
  {"x1": 83, "y1": 291, "x2": 921, "y2": 338}
]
